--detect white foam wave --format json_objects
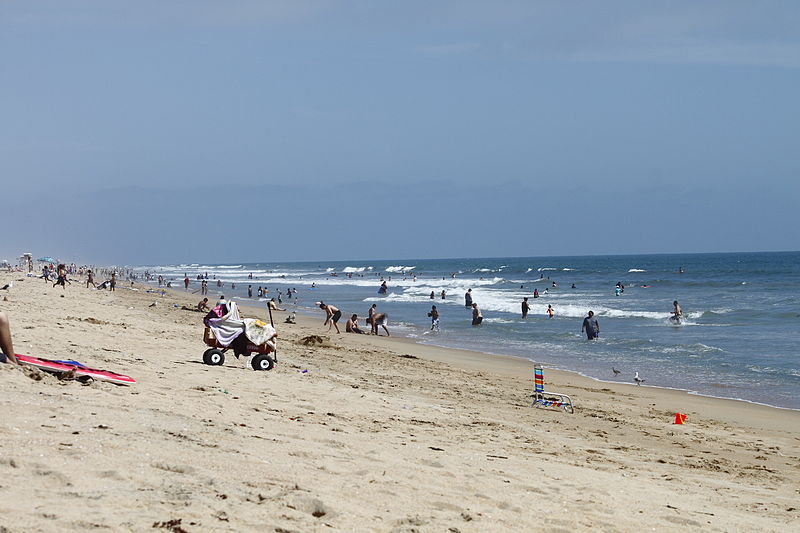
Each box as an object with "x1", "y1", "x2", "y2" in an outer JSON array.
[
  {"x1": 538, "y1": 267, "x2": 558, "y2": 271},
  {"x1": 628, "y1": 269, "x2": 646, "y2": 272},
  {"x1": 342, "y1": 266, "x2": 368, "y2": 273},
  {"x1": 385, "y1": 265, "x2": 416, "y2": 273}
]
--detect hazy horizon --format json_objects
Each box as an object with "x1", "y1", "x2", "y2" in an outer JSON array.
[{"x1": 3, "y1": 1, "x2": 798, "y2": 265}]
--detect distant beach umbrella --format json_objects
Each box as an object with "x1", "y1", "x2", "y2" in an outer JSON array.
[{"x1": 37, "y1": 257, "x2": 56, "y2": 262}]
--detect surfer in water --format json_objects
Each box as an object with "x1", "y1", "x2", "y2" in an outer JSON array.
[{"x1": 671, "y1": 300, "x2": 683, "y2": 324}]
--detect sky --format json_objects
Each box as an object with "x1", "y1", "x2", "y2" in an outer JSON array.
[{"x1": 1, "y1": 1, "x2": 798, "y2": 265}]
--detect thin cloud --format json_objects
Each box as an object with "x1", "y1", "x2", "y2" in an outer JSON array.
[
  {"x1": 416, "y1": 42, "x2": 482, "y2": 56},
  {"x1": 564, "y1": 42, "x2": 800, "y2": 69}
]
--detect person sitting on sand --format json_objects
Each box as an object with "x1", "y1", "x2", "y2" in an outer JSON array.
[
  {"x1": 197, "y1": 298, "x2": 210, "y2": 312},
  {"x1": 0, "y1": 311, "x2": 18, "y2": 364},
  {"x1": 268, "y1": 298, "x2": 286, "y2": 312},
  {"x1": 346, "y1": 314, "x2": 366, "y2": 334},
  {"x1": 367, "y1": 312, "x2": 390, "y2": 336},
  {"x1": 319, "y1": 302, "x2": 342, "y2": 334}
]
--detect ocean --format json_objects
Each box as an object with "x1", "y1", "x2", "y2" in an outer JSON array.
[{"x1": 138, "y1": 252, "x2": 800, "y2": 410}]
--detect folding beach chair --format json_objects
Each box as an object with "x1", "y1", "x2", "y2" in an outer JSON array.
[{"x1": 531, "y1": 364, "x2": 574, "y2": 414}]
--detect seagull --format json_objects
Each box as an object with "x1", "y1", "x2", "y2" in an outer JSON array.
[
  {"x1": 0, "y1": 282, "x2": 11, "y2": 290},
  {"x1": 612, "y1": 367, "x2": 621, "y2": 376},
  {"x1": 634, "y1": 372, "x2": 645, "y2": 386},
  {"x1": 148, "y1": 302, "x2": 157, "y2": 307}
]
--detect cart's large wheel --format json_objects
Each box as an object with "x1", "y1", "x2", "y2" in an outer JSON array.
[
  {"x1": 251, "y1": 354, "x2": 275, "y2": 371},
  {"x1": 203, "y1": 349, "x2": 225, "y2": 366}
]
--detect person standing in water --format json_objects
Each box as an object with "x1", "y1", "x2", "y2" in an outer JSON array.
[
  {"x1": 521, "y1": 297, "x2": 531, "y2": 319},
  {"x1": 465, "y1": 288, "x2": 473, "y2": 308},
  {"x1": 428, "y1": 305, "x2": 440, "y2": 331},
  {"x1": 547, "y1": 304, "x2": 555, "y2": 319},
  {"x1": 471, "y1": 302, "x2": 483, "y2": 326},
  {"x1": 581, "y1": 311, "x2": 600, "y2": 340},
  {"x1": 671, "y1": 300, "x2": 683, "y2": 323}
]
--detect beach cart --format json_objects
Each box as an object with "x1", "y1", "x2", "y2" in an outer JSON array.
[{"x1": 202, "y1": 325, "x2": 277, "y2": 371}]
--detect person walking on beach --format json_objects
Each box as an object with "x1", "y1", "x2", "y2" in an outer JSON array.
[
  {"x1": 581, "y1": 311, "x2": 600, "y2": 340},
  {"x1": 110, "y1": 272, "x2": 116, "y2": 291},
  {"x1": 0, "y1": 311, "x2": 18, "y2": 364},
  {"x1": 471, "y1": 302, "x2": 483, "y2": 326},
  {"x1": 521, "y1": 297, "x2": 530, "y2": 319},
  {"x1": 319, "y1": 302, "x2": 342, "y2": 334},
  {"x1": 428, "y1": 305, "x2": 440, "y2": 331},
  {"x1": 368, "y1": 303, "x2": 377, "y2": 324},
  {"x1": 86, "y1": 269, "x2": 96, "y2": 289},
  {"x1": 465, "y1": 288, "x2": 473, "y2": 308},
  {"x1": 53, "y1": 264, "x2": 69, "y2": 289},
  {"x1": 547, "y1": 304, "x2": 555, "y2": 319}
]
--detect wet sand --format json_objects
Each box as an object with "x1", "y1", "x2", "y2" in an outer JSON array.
[{"x1": 1, "y1": 272, "x2": 798, "y2": 532}]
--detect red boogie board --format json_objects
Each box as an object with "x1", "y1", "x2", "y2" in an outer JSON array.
[{"x1": 14, "y1": 354, "x2": 136, "y2": 386}]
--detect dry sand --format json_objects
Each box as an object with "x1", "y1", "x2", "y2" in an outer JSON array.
[{"x1": 1, "y1": 272, "x2": 799, "y2": 532}]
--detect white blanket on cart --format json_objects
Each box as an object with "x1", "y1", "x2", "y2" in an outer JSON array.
[{"x1": 207, "y1": 302, "x2": 245, "y2": 347}]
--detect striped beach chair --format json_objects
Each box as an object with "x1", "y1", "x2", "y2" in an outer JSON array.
[{"x1": 531, "y1": 364, "x2": 574, "y2": 414}]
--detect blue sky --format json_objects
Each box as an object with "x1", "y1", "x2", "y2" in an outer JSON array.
[{"x1": 2, "y1": 1, "x2": 798, "y2": 264}]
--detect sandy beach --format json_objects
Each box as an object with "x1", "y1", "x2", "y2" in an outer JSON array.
[{"x1": 1, "y1": 272, "x2": 799, "y2": 532}]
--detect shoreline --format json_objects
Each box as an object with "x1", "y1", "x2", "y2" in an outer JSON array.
[
  {"x1": 3, "y1": 272, "x2": 799, "y2": 531},
  {"x1": 226, "y1": 290, "x2": 800, "y2": 418}
]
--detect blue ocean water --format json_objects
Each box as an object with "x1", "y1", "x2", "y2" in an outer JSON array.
[{"x1": 139, "y1": 252, "x2": 800, "y2": 410}]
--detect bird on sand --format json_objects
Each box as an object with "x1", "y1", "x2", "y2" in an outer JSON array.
[
  {"x1": 634, "y1": 372, "x2": 645, "y2": 386},
  {"x1": 0, "y1": 283, "x2": 11, "y2": 290}
]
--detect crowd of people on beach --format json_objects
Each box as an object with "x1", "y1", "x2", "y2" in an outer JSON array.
[{"x1": 0, "y1": 258, "x2": 686, "y2": 372}]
